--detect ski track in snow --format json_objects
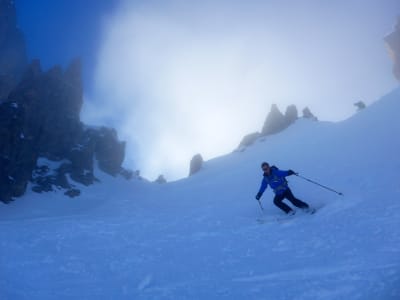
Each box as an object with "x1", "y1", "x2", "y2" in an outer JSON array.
[{"x1": 0, "y1": 88, "x2": 400, "y2": 299}]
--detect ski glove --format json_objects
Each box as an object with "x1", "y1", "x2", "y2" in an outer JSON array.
[
  {"x1": 255, "y1": 193, "x2": 262, "y2": 200},
  {"x1": 287, "y1": 170, "x2": 296, "y2": 176}
]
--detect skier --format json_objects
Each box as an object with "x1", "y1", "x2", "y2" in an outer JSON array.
[{"x1": 255, "y1": 162, "x2": 312, "y2": 215}]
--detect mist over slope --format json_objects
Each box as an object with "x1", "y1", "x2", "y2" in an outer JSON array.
[{"x1": 0, "y1": 87, "x2": 399, "y2": 299}]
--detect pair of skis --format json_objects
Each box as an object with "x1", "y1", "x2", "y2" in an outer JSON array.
[
  {"x1": 257, "y1": 200, "x2": 317, "y2": 224},
  {"x1": 256, "y1": 207, "x2": 317, "y2": 224}
]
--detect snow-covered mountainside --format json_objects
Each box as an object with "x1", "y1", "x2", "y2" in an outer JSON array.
[{"x1": 0, "y1": 88, "x2": 399, "y2": 299}]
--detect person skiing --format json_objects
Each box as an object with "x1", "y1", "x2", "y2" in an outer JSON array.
[{"x1": 255, "y1": 162, "x2": 312, "y2": 215}]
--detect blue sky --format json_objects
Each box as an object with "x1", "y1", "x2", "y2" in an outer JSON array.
[
  {"x1": 14, "y1": 0, "x2": 400, "y2": 180},
  {"x1": 15, "y1": 0, "x2": 119, "y2": 87}
]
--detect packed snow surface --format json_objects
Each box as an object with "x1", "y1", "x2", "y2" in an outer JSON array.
[{"x1": 1, "y1": 88, "x2": 400, "y2": 299}]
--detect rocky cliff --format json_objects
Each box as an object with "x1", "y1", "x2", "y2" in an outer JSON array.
[
  {"x1": 0, "y1": 0, "x2": 27, "y2": 99},
  {"x1": 0, "y1": 1, "x2": 128, "y2": 203},
  {"x1": 237, "y1": 104, "x2": 318, "y2": 150}
]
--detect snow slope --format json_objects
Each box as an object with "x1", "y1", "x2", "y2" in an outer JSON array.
[{"x1": 0, "y1": 88, "x2": 399, "y2": 300}]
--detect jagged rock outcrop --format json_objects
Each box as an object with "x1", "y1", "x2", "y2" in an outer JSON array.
[
  {"x1": 189, "y1": 154, "x2": 203, "y2": 176},
  {"x1": 0, "y1": 0, "x2": 133, "y2": 202},
  {"x1": 261, "y1": 104, "x2": 298, "y2": 136},
  {"x1": 354, "y1": 101, "x2": 366, "y2": 111},
  {"x1": 285, "y1": 105, "x2": 298, "y2": 124},
  {"x1": 0, "y1": 60, "x2": 127, "y2": 203},
  {"x1": 238, "y1": 132, "x2": 261, "y2": 149},
  {"x1": 0, "y1": 1, "x2": 129, "y2": 203},
  {"x1": 385, "y1": 16, "x2": 400, "y2": 82},
  {"x1": 261, "y1": 104, "x2": 286, "y2": 135},
  {"x1": 92, "y1": 127, "x2": 126, "y2": 176},
  {"x1": 0, "y1": 0, "x2": 27, "y2": 99},
  {"x1": 237, "y1": 104, "x2": 317, "y2": 151},
  {"x1": 302, "y1": 107, "x2": 318, "y2": 121},
  {"x1": 154, "y1": 175, "x2": 167, "y2": 184},
  {"x1": 8, "y1": 60, "x2": 84, "y2": 160}
]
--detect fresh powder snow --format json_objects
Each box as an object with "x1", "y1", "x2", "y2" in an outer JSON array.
[{"x1": 0, "y1": 88, "x2": 399, "y2": 299}]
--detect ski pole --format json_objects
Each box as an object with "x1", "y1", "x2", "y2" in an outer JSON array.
[
  {"x1": 257, "y1": 199, "x2": 264, "y2": 211},
  {"x1": 295, "y1": 174, "x2": 343, "y2": 196}
]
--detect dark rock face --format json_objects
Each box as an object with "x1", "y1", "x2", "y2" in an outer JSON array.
[
  {"x1": 385, "y1": 17, "x2": 400, "y2": 82},
  {"x1": 261, "y1": 104, "x2": 298, "y2": 136},
  {"x1": 0, "y1": 99, "x2": 37, "y2": 201},
  {"x1": 8, "y1": 60, "x2": 83, "y2": 160},
  {"x1": 0, "y1": 60, "x2": 127, "y2": 203},
  {"x1": 64, "y1": 188, "x2": 80, "y2": 198},
  {"x1": 0, "y1": 1, "x2": 129, "y2": 203},
  {"x1": 92, "y1": 127, "x2": 126, "y2": 176},
  {"x1": 354, "y1": 101, "x2": 366, "y2": 111},
  {"x1": 31, "y1": 159, "x2": 73, "y2": 193},
  {"x1": 189, "y1": 154, "x2": 203, "y2": 176},
  {"x1": 0, "y1": 0, "x2": 27, "y2": 99}
]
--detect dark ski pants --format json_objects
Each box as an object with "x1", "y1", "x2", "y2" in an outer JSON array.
[{"x1": 273, "y1": 188, "x2": 309, "y2": 214}]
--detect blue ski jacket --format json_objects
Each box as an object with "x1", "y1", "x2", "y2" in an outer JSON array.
[{"x1": 257, "y1": 167, "x2": 290, "y2": 196}]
